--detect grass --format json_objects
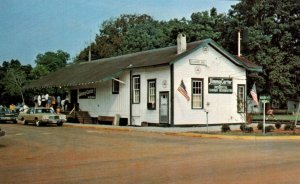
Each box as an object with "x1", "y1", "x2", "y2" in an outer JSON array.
[
  {"x1": 251, "y1": 114, "x2": 298, "y2": 122},
  {"x1": 191, "y1": 128, "x2": 300, "y2": 136}
]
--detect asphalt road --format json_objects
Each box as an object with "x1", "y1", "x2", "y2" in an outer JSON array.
[{"x1": 1, "y1": 123, "x2": 300, "y2": 184}]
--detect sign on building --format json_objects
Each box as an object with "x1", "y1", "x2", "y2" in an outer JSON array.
[
  {"x1": 79, "y1": 88, "x2": 96, "y2": 99},
  {"x1": 208, "y1": 77, "x2": 233, "y2": 94}
]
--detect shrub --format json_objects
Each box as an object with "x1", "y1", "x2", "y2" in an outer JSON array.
[
  {"x1": 257, "y1": 122, "x2": 263, "y2": 130},
  {"x1": 284, "y1": 124, "x2": 295, "y2": 131},
  {"x1": 221, "y1": 124, "x2": 231, "y2": 132},
  {"x1": 246, "y1": 127, "x2": 254, "y2": 133},
  {"x1": 240, "y1": 124, "x2": 253, "y2": 133},
  {"x1": 275, "y1": 122, "x2": 281, "y2": 129},
  {"x1": 265, "y1": 125, "x2": 275, "y2": 133},
  {"x1": 240, "y1": 124, "x2": 246, "y2": 131}
]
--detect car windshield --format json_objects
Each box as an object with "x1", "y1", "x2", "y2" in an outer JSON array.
[{"x1": 35, "y1": 109, "x2": 54, "y2": 114}]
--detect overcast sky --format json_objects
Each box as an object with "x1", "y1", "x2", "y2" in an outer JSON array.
[{"x1": 0, "y1": 0, "x2": 238, "y2": 66}]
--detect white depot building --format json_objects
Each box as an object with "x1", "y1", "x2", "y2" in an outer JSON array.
[{"x1": 28, "y1": 34, "x2": 262, "y2": 126}]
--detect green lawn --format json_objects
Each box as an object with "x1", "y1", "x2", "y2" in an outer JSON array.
[{"x1": 251, "y1": 114, "x2": 298, "y2": 122}]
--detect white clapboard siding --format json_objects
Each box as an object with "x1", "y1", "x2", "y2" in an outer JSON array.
[
  {"x1": 173, "y1": 44, "x2": 246, "y2": 125},
  {"x1": 78, "y1": 71, "x2": 130, "y2": 118},
  {"x1": 131, "y1": 66, "x2": 170, "y2": 126}
]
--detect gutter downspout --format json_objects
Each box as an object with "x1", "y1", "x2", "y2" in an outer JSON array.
[
  {"x1": 129, "y1": 70, "x2": 133, "y2": 126},
  {"x1": 170, "y1": 64, "x2": 174, "y2": 126}
]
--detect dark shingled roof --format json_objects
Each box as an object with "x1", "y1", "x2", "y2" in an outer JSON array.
[{"x1": 26, "y1": 39, "x2": 261, "y2": 89}]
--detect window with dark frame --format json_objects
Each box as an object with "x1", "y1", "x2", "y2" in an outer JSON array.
[
  {"x1": 237, "y1": 84, "x2": 245, "y2": 113},
  {"x1": 192, "y1": 79, "x2": 203, "y2": 109},
  {"x1": 132, "y1": 75, "x2": 140, "y2": 104},
  {"x1": 112, "y1": 78, "x2": 119, "y2": 94},
  {"x1": 147, "y1": 79, "x2": 156, "y2": 110}
]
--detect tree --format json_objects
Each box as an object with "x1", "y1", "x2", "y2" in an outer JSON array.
[
  {"x1": 119, "y1": 20, "x2": 170, "y2": 55},
  {"x1": 35, "y1": 50, "x2": 69, "y2": 72},
  {"x1": 75, "y1": 14, "x2": 172, "y2": 62},
  {"x1": 1, "y1": 65, "x2": 28, "y2": 104},
  {"x1": 226, "y1": 0, "x2": 300, "y2": 106},
  {"x1": 29, "y1": 65, "x2": 49, "y2": 80},
  {"x1": 0, "y1": 60, "x2": 34, "y2": 105},
  {"x1": 74, "y1": 11, "x2": 229, "y2": 62},
  {"x1": 189, "y1": 8, "x2": 226, "y2": 42}
]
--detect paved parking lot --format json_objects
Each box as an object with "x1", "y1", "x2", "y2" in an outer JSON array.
[{"x1": 1, "y1": 123, "x2": 300, "y2": 184}]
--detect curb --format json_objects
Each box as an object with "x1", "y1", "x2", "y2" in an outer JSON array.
[
  {"x1": 167, "y1": 132, "x2": 300, "y2": 140},
  {"x1": 64, "y1": 123, "x2": 300, "y2": 140}
]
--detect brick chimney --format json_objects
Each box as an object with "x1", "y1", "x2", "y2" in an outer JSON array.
[{"x1": 177, "y1": 33, "x2": 187, "y2": 54}]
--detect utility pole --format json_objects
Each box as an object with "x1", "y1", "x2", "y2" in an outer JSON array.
[
  {"x1": 88, "y1": 44, "x2": 91, "y2": 62},
  {"x1": 88, "y1": 30, "x2": 92, "y2": 62}
]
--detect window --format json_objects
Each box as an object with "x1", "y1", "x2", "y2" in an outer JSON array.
[
  {"x1": 237, "y1": 84, "x2": 245, "y2": 112},
  {"x1": 132, "y1": 75, "x2": 140, "y2": 104},
  {"x1": 112, "y1": 78, "x2": 119, "y2": 94},
  {"x1": 147, "y1": 79, "x2": 156, "y2": 110},
  {"x1": 192, "y1": 79, "x2": 203, "y2": 109}
]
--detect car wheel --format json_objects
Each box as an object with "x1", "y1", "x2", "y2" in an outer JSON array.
[
  {"x1": 21, "y1": 118, "x2": 27, "y2": 125},
  {"x1": 57, "y1": 121, "x2": 63, "y2": 127}
]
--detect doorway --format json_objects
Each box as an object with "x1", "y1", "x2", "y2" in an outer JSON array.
[
  {"x1": 70, "y1": 89, "x2": 78, "y2": 111},
  {"x1": 159, "y1": 92, "x2": 169, "y2": 124}
]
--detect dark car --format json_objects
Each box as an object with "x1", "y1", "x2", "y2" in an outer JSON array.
[
  {"x1": 0, "y1": 108, "x2": 18, "y2": 123},
  {"x1": 0, "y1": 128, "x2": 5, "y2": 137}
]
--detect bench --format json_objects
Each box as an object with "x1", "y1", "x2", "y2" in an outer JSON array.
[{"x1": 98, "y1": 116, "x2": 115, "y2": 124}]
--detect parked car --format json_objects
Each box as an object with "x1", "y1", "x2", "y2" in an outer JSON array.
[
  {"x1": 0, "y1": 108, "x2": 18, "y2": 123},
  {"x1": 17, "y1": 107, "x2": 66, "y2": 126},
  {"x1": 0, "y1": 128, "x2": 5, "y2": 137}
]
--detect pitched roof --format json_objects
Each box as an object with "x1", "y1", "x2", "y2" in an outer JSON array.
[{"x1": 26, "y1": 39, "x2": 262, "y2": 89}]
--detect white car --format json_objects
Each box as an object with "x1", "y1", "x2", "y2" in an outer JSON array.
[{"x1": 17, "y1": 107, "x2": 66, "y2": 126}]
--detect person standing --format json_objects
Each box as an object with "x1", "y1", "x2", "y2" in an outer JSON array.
[
  {"x1": 41, "y1": 94, "x2": 46, "y2": 107},
  {"x1": 56, "y1": 95, "x2": 61, "y2": 108},
  {"x1": 38, "y1": 95, "x2": 41, "y2": 107},
  {"x1": 45, "y1": 94, "x2": 49, "y2": 108},
  {"x1": 33, "y1": 95, "x2": 38, "y2": 107},
  {"x1": 47, "y1": 95, "x2": 52, "y2": 108},
  {"x1": 9, "y1": 104, "x2": 15, "y2": 112},
  {"x1": 64, "y1": 96, "x2": 69, "y2": 112},
  {"x1": 51, "y1": 96, "x2": 56, "y2": 110}
]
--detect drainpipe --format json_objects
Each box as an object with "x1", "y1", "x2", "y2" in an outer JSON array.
[
  {"x1": 170, "y1": 64, "x2": 174, "y2": 126},
  {"x1": 129, "y1": 70, "x2": 132, "y2": 126}
]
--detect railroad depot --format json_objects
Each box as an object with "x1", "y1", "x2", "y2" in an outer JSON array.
[{"x1": 27, "y1": 34, "x2": 262, "y2": 126}]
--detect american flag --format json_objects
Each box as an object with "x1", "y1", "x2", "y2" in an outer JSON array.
[
  {"x1": 250, "y1": 83, "x2": 259, "y2": 105},
  {"x1": 177, "y1": 80, "x2": 190, "y2": 101}
]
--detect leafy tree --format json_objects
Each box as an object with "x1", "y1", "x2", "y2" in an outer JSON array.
[
  {"x1": 35, "y1": 50, "x2": 69, "y2": 72},
  {"x1": 119, "y1": 20, "x2": 170, "y2": 54},
  {"x1": 75, "y1": 14, "x2": 172, "y2": 62},
  {"x1": 189, "y1": 8, "x2": 226, "y2": 42},
  {"x1": 2, "y1": 67, "x2": 27, "y2": 104},
  {"x1": 164, "y1": 18, "x2": 189, "y2": 43},
  {"x1": 226, "y1": 0, "x2": 300, "y2": 106},
  {"x1": 0, "y1": 60, "x2": 32, "y2": 105},
  {"x1": 75, "y1": 10, "x2": 228, "y2": 63},
  {"x1": 29, "y1": 65, "x2": 49, "y2": 80}
]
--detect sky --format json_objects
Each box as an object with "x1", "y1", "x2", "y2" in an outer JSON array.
[{"x1": 0, "y1": 0, "x2": 238, "y2": 66}]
